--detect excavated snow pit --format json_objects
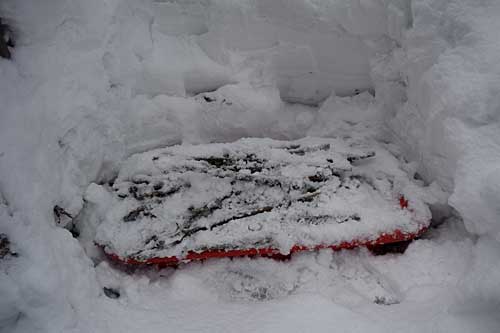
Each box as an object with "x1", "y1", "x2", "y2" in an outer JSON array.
[{"x1": 3, "y1": 1, "x2": 500, "y2": 332}]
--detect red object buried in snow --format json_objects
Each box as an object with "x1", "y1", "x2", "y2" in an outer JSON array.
[
  {"x1": 103, "y1": 225, "x2": 427, "y2": 267},
  {"x1": 93, "y1": 138, "x2": 431, "y2": 268},
  {"x1": 102, "y1": 196, "x2": 426, "y2": 267}
]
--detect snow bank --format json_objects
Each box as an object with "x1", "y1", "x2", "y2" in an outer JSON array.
[{"x1": 374, "y1": 0, "x2": 500, "y2": 239}]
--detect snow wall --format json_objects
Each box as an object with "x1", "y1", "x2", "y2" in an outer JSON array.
[
  {"x1": 0, "y1": 0, "x2": 500, "y2": 331},
  {"x1": 374, "y1": 0, "x2": 500, "y2": 240}
]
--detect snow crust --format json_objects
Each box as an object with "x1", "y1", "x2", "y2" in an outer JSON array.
[{"x1": 0, "y1": 0, "x2": 499, "y2": 332}]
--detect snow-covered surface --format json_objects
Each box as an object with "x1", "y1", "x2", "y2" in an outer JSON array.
[
  {"x1": 0, "y1": 0, "x2": 499, "y2": 332},
  {"x1": 89, "y1": 137, "x2": 429, "y2": 261}
]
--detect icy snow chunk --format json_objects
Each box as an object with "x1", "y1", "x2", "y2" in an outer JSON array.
[
  {"x1": 273, "y1": 43, "x2": 331, "y2": 105},
  {"x1": 191, "y1": 83, "x2": 287, "y2": 143},
  {"x1": 137, "y1": 32, "x2": 234, "y2": 96},
  {"x1": 152, "y1": 1, "x2": 209, "y2": 36},
  {"x1": 104, "y1": 8, "x2": 233, "y2": 97}
]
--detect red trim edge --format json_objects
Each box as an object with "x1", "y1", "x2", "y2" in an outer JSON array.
[{"x1": 103, "y1": 226, "x2": 428, "y2": 266}]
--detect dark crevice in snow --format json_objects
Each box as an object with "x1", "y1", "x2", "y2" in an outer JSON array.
[
  {"x1": 0, "y1": 233, "x2": 17, "y2": 259},
  {"x1": 368, "y1": 240, "x2": 412, "y2": 256},
  {"x1": 0, "y1": 18, "x2": 14, "y2": 59},
  {"x1": 103, "y1": 287, "x2": 120, "y2": 299}
]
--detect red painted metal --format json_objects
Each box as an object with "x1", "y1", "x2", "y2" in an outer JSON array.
[
  {"x1": 399, "y1": 196, "x2": 409, "y2": 209},
  {"x1": 103, "y1": 195, "x2": 427, "y2": 267}
]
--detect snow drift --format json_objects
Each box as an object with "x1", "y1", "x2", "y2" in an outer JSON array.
[{"x1": 0, "y1": 0, "x2": 499, "y2": 332}]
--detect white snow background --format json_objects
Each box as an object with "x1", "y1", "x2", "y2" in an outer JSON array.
[{"x1": 0, "y1": 0, "x2": 499, "y2": 332}]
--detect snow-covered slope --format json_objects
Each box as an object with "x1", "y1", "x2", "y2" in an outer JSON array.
[{"x1": 0, "y1": 0, "x2": 499, "y2": 332}]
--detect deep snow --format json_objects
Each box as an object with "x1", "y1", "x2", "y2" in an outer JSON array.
[{"x1": 0, "y1": 0, "x2": 500, "y2": 332}]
